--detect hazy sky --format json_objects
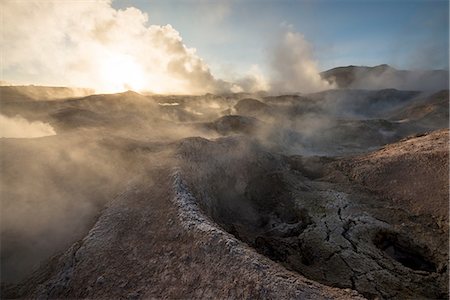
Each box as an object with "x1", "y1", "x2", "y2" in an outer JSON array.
[
  {"x1": 2, "y1": 0, "x2": 448, "y2": 94},
  {"x1": 113, "y1": 0, "x2": 449, "y2": 76}
]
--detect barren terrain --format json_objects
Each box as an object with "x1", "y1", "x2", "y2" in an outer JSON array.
[{"x1": 0, "y1": 84, "x2": 448, "y2": 299}]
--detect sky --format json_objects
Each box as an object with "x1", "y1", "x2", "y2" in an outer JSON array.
[
  {"x1": 2, "y1": 0, "x2": 449, "y2": 94},
  {"x1": 113, "y1": 0, "x2": 449, "y2": 76}
]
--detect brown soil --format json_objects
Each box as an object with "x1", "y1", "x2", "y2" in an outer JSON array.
[
  {"x1": 331, "y1": 129, "x2": 449, "y2": 221},
  {"x1": 177, "y1": 134, "x2": 449, "y2": 299}
]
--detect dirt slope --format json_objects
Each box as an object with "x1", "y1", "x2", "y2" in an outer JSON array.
[
  {"x1": 333, "y1": 129, "x2": 449, "y2": 221},
  {"x1": 177, "y1": 135, "x2": 448, "y2": 299},
  {"x1": 3, "y1": 161, "x2": 361, "y2": 299}
]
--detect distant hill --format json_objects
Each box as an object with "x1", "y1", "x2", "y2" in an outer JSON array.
[
  {"x1": 0, "y1": 85, "x2": 94, "y2": 102},
  {"x1": 321, "y1": 64, "x2": 449, "y2": 91}
]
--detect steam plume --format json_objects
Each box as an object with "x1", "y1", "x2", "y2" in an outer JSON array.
[
  {"x1": 0, "y1": 115, "x2": 56, "y2": 138},
  {"x1": 1, "y1": 0, "x2": 230, "y2": 94},
  {"x1": 269, "y1": 30, "x2": 335, "y2": 93},
  {"x1": 2, "y1": 1, "x2": 336, "y2": 95}
]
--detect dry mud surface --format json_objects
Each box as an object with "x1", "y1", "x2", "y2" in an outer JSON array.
[{"x1": 1, "y1": 87, "x2": 448, "y2": 299}]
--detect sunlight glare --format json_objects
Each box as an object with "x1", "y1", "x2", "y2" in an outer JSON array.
[{"x1": 100, "y1": 54, "x2": 146, "y2": 93}]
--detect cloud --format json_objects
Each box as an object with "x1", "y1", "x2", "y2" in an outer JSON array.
[
  {"x1": 1, "y1": 0, "x2": 232, "y2": 94},
  {"x1": 0, "y1": 115, "x2": 56, "y2": 138},
  {"x1": 2, "y1": 1, "x2": 334, "y2": 95},
  {"x1": 269, "y1": 30, "x2": 335, "y2": 93},
  {"x1": 227, "y1": 65, "x2": 270, "y2": 93}
]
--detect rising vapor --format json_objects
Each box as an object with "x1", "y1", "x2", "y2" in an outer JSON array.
[
  {"x1": 269, "y1": 30, "x2": 335, "y2": 93},
  {"x1": 2, "y1": 1, "x2": 336, "y2": 95},
  {"x1": 0, "y1": 114, "x2": 56, "y2": 138},
  {"x1": 1, "y1": 0, "x2": 231, "y2": 94}
]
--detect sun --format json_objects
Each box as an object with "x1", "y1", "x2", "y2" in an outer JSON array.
[
  {"x1": 97, "y1": 52, "x2": 191, "y2": 95},
  {"x1": 99, "y1": 53, "x2": 146, "y2": 93}
]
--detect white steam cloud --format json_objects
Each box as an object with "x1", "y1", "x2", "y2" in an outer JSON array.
[
  {"x1": 2, "y1": 1, "x2": 332, "y2": 94},
  {"x1": 270, "y1": 30, "x2": 335, "y2": 93},
  {"x1": 0, "y1": 115, "x2": 56, "y2": 138},
  {"x1": 2, "y1": 0, "x2": 233, "y2": 94},
  {"x1": 231, "y1": 65, "x2": 270, "y2": 93}
]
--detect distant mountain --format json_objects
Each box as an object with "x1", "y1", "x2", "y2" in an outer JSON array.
[
  {"x1": 321, "y1": 64, "x2": 449, "y2": 91},
  {"x1": 321, "y1": 64, "x2": 392, "y2": 88}
]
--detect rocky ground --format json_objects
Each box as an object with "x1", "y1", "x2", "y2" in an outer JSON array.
[{"x1": 1, "y1": 86, "x2": 448, "y2": 299}]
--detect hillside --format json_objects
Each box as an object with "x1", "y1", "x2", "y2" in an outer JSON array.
[
  {"x1": 321, "y1": 65, "x2": 448, "y2": 91},
  {"x1": 1, "y1": 85, "x2": 448, "y2": 299}
]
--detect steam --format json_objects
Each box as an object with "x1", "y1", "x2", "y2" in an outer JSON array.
[
  {"x1": 5, "y1": 0, "x2": 442, "y2": 95},
  {"x1": 0, "y1": 114, "x2": 56, "y2": 138},
  {"x1": 350, "y1": 67, "x2": 449, "y2": 91},
  {"x1": 231, "y1": 65, "x2": 270, "y2": 93},
  {"x1": 1, "y1": 0, "x2": 232, "y2": 94},
  {"x1": 269, "y1": 30, "x2": 335, "y2": 93},
  {"x1": 2, "y1": 1, "x2": 335, "y2": 95},
  {"x1": 0, "y1": 132, "x2": 143, "y2": 282}
]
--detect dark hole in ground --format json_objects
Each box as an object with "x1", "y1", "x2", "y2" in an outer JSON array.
[
  {"x1": 373, "y1": 232, "x2": 436, "y2": 273},
  {"x1": 205, "y1": 172, "x2": 313, "y2": 265},
  {"x1": 286, "y1": 156, "x2": 333, "y2": 180}
]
